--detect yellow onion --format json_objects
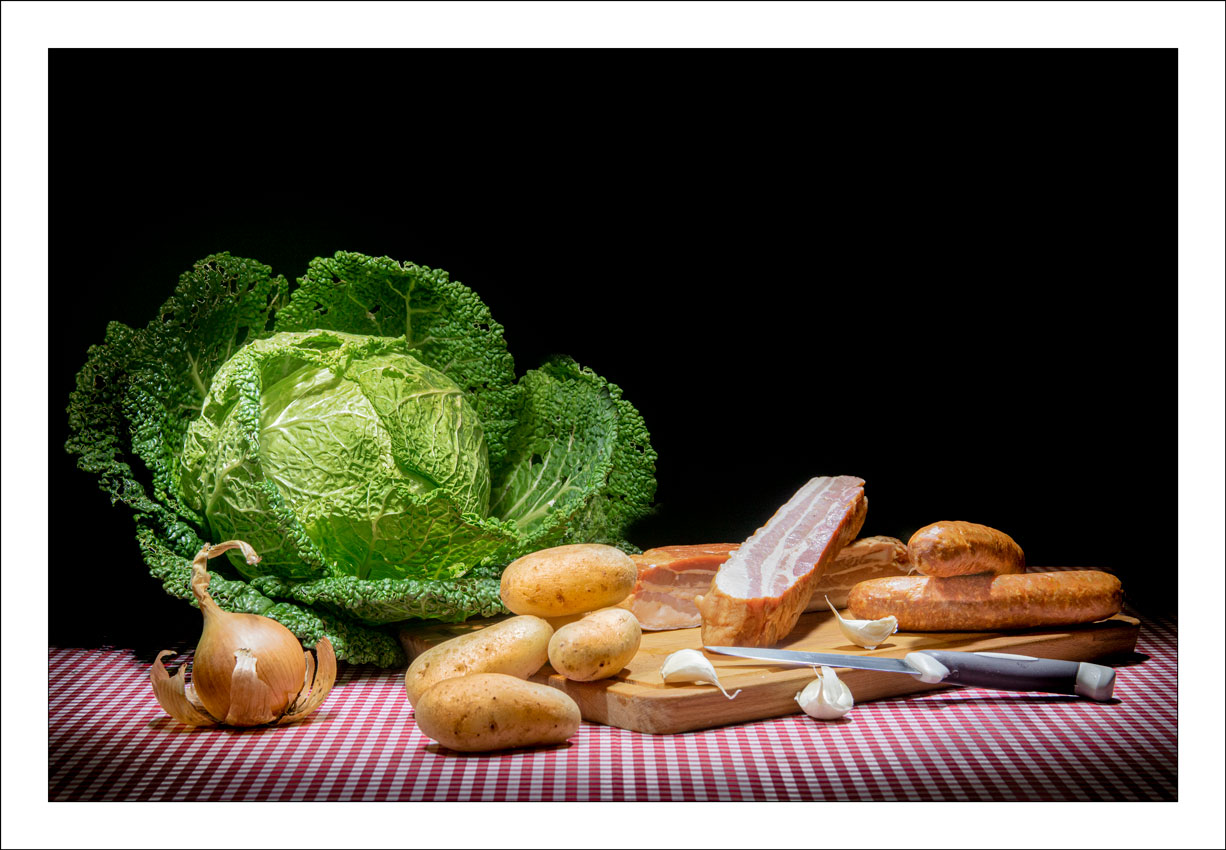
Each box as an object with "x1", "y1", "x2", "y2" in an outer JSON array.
[{"x1": 150, "y1": 540, "x2": 336, "y2": 727}]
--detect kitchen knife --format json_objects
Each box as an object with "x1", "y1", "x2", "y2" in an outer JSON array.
[{"x1": 704, "y1": 646, "x2": 1117, "y2": 701}]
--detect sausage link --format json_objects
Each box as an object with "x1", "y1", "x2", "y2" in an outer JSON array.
[
  {"x1": 847, "y1": 570, "x2": 1122, "y2": 631},
  {"x1": 908, "y1": 521, "x2": 1025, "y2": 577}
]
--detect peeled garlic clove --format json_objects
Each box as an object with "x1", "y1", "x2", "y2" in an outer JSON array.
[
  {"x1": 660, "y1": 649, "x2": 741, "y2": 700},
  {"x1": 826, "y1": 595, "x2": 897, "y2": 649},
  {"x1": 150, "y1": 651, "x2": 218, "y2": 727},
  {"x1": 795, "y1": 665, "x2": 854, "y2": 720}
]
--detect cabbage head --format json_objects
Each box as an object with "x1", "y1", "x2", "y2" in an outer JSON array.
[
  {"x1": 66, "y1": 252, "x2": 657, "y2": 666},
  {"x1": 179, "y1": 330, "x2": 498, "y2": 582}
]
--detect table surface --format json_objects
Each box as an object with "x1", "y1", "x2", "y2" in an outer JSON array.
[{"x1": 48, "y1": 611, "x2": 1176, "y2": 802}]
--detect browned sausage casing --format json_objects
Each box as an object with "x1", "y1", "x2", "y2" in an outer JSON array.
[
  {"x1": 908, "y1": 521, "x2": 1025, "y2": 577},
  {"x1": 847, "y1": 571, "x2": 1122, "y2": 631}
]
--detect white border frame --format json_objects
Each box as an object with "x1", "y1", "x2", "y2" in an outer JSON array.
[{"x1": 4, "y1": 3, "x2": 1222, "y2": 848}]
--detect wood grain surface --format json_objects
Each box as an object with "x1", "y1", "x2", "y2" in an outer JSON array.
[{"x1": 400, "y1": 612, "x2": 1140, "y2": 734}]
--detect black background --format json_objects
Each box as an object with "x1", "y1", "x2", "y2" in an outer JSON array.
[{"x1": 47, "y1": 49, "x2": 1175, "y2": 654}]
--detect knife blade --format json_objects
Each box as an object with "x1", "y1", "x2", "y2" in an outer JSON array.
[
  {"x1": 703, "y1": 646, "x2": 1117, "y2": 701},
  {"x1": 706, "y1": 646, "x2": 919, "y2": 674}
]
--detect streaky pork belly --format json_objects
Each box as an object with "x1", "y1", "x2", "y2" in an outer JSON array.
[{"x1": 695, "y1": 475, "x2": 867, "y2": 647}]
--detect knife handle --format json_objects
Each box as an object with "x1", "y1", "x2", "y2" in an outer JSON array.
[{"x1": 905, "y1": 651, "x2": 1117, "y2": 702}]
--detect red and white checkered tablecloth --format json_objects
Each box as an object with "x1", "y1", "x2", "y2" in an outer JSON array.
[{"x1": 47, "y1": 614, "x2": 1176, "y2": 802}]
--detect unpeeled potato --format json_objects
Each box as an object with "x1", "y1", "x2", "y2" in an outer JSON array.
[
  {"x1": 500, "y1": 543, "x2": 637, "y2": 618},
  {"x1": 404, "y1": 615, "x2": 553, "y2": 707},
  {"x1": 548, "y1": 607, "x2": 642, "y2": 682},
  {"x1": 413, "y1": 673, "x2": 582, "y2": 752}
]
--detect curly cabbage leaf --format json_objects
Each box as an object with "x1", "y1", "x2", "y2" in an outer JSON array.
[
  {"x1": 275, "y1": 252, "x2": 523, "y2": 471},
  {"x1": 66, "y1": 251, "x2": 657, "y2": 666}
]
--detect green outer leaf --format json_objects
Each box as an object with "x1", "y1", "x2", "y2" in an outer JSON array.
[
  {"x1": 250, "y1": 562, "x2": 509, "y2": 625},
  {"x1": 275, "y1": 252, "x2": 521, "y2": 471},
  {"x1": 488, "y1": 356, "x2": 657, "y2": 554},
  {"x1": 488, "y1": 359, "x2": 615, "y2": 542},
  {"x1": 545, "y1": 359, "x2": 659, "y2": 553},
  {"x1": 68, "y1": 323, "x2": 168, "y2": 522},
  {"x1": 126, "y1": 255, "x2": 288, "y2": 525}
]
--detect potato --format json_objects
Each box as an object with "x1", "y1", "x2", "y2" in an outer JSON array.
[
  {"x1": 404, "y1": 615, "x2": 553, "y2": 707},
  {"x1": 500, "y1": 543, "x2": 637, "y2": 618},
  {"x1": 413, "y1": 673, "x2": 581, "y2": 752},
  {"x1": 547, "y1": 607, "x2": 642, "y2": 682},
  {"x1": 543, "y1": 612, "x2": 587, "y2": 630}
]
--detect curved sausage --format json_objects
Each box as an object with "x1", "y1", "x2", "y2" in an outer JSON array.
[
  {"x1": 908, "y1": 521, "x2": 1025, "y2": 577},
  {"x1": 847, "y1": 570, "x2": 1123, "y2": 631}
]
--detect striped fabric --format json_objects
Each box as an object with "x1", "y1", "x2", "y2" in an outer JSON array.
[{"x1": 48, "y1": 613, "x2": 1175, "y2": 802}]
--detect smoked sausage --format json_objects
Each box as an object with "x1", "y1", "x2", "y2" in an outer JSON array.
[
  {"x1": 908, "y1": 521, "x2": 1025, "y2": 577},
  {"x1": 847, "y1": 570, "x2": 1122, "y2": 631}
]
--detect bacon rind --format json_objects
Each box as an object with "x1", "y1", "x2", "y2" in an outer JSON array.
[{"x1": 696, "y1": 476, "x2": 867, "y2": 647}]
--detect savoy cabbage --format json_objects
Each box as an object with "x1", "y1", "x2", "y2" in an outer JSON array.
[{"x1": 67, "y1": 252, "x2": 657, "y2": 666}]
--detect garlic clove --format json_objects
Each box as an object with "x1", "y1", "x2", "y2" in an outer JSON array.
[
  {"x1": 795, "y1": 665, "x2": 854, "y2": 720},
  {"x1": 660, "y1": 649, "x2": 741, "y2": 700},
  {"x1": 280, "y1": 638, "x2": 337, "y2": 724},
  {"x1": 826, "y1": 595, "x2": 898, "y2": 650},
  {"x1": 150, "y1": 651, "x2": 218, "y2": 727}
]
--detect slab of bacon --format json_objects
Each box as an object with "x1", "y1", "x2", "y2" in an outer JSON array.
[
  {"x1": 619, "y1": 536, "x2": 908, "y2": 630},
  {"x1": 695, "y1": 475, "x2": 867, "y2": 647}
]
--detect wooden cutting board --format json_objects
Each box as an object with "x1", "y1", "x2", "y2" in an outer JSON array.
[{"x1": 399, "y1": 612, "x2": 1140, "y2": 735}]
